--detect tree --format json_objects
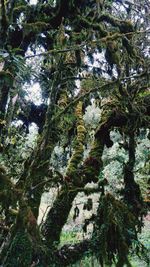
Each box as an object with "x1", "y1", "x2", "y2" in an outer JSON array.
[{"x1": 0, "y1": 0, "x2": 150, "y2": 266}]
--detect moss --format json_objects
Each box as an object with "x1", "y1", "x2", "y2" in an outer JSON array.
[
  {"x1": 77, "y1": 125, "x2": 86, "y2": 142},
  {"x1": 99, "y1": 14, "x2": 134, "y2": 33},
  {"x1": 0, "y1": 166, "x2": 18, "y2": 211},
  {"x1": 93, "y1": 193, "x2": 138, "y2": 267},
  {"x1": 23, "y1": 22, "x2": 49, "y2": 35},
  {"x1": 81, "y1": 137, "x2": 104, "y2": 184},
  {"x1": 90, "y1": 139, "x2": 104, "y2": 159},
  {"x1": 76, "y1": 15, "x2": 107, "y2": 37},
  {"x1": 13, "y1": 5, "x2": 27, "y2": 16},
  {"x1": 0, "y1": 70, "x2": 14, "y2": 82},
  {"x1": 84, "y1": 157, "x2": 102, "y2": 181},
  {"x1": 105, "y1": 41, "x2": 121, "y2": 74},
  {"x1": 65, "y1": 101, "x2": 86, "y2": 181},
  {"x1": 57, "y1": 91, "x2": 68, "y2": 109},
  {"x1": 4, "y1": 230, "x2": 32, "y2": 267}
]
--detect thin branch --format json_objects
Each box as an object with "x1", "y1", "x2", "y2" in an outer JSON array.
[
  {"x1": 25, "y1": 29, "x2": 150, "y2": 59},
  {"x1": 31, "y1": 172, "x2": 63, "y2": 191}
]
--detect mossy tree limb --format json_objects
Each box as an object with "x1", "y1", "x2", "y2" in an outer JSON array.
[
  {"x1": 65, "y1": 100, "x2": 86, "y2": 181},
  {"x1": 41, "y1": 109, "x2": 111, "y2": 246},
  {"x1": 123, "y1": 131, "x2": 144, "y2": 218}
]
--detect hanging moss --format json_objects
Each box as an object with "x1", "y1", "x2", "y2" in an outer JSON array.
[
  {"x1": 93, "y1": 193, "x2": 139, "y2": 267},
  {"x1": 76, "y1": 15, "x2": 107, "y2": 37}
]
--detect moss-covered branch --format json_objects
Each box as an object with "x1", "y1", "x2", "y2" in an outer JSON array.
[
  {"x1": 41, "y1": 109, "x2": 111, "y2": 245},
  {"x1": 42, "y1": 97, "x2": 86, "y2": 244},
  {"x1": 42, "y1": 93, "x2": 150, "y2": 246},
  {"x1": 65, "y1": 100, "x2": 86, "y2": 182},
  {"x1": 123, "y1": 131, "x2": 144, "y2": 218},
  {"x1": 97, "y1": 14, "x2": 134, "y2": 33},
  {"x1": 53, "y1": 71, "x2": 149, "y2": 123}
]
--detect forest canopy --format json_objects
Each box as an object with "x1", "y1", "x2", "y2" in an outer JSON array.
[{"x1": 0, "y1": 0, "x2": 150, "y2": 266}]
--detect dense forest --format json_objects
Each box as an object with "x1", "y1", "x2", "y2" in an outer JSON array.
[{"x1": 0, "y1": 0, "x2": 150, "y2": 266}]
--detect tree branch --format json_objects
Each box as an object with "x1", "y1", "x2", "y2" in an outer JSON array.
[
  {"x1": 25, "y1": 29, "x2": 150, "y2": 59},
  {"x1": 53, "y1": 239, "x2": 92, "y2": 266}
]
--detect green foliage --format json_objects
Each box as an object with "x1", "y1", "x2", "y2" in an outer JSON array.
[
  {"x1": 60, "y1": 230, "x2": 79, "y2": 246},
  {"x1": 93, "y1": 193, "x2": 139, "y2": 266},
  {"x1": 1, "y1": 124, "x2": 37, "y2": 177},
  {"x1": 4, "y1": 231, "x2": 32, "y2": 267},
  {"x1": 0, "y1": 0, "x2": 150, "y2": 266},
  {"x1": 0, "y1": 70, "x2": 14, "y2": 86}
]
